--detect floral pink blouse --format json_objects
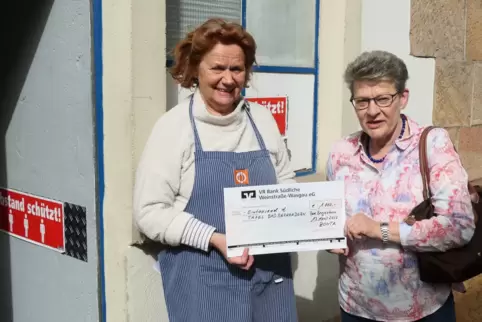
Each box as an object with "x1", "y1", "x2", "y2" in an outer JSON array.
[{"x1": 326, "y1": 116, "x2": 475, "y2": 321}]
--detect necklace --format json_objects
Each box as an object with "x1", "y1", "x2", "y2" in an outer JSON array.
[{"x1": 366, "y1": 115, "x2": 406, "y2": 164}]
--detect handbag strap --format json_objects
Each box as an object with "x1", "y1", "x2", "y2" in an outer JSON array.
[{"x1": 419, "y1": 126, "x2": 435, "y2": 201}]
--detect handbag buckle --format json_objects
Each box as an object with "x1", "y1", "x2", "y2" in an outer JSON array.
[{"x1": 404, "y1": 214, "x2": 416, "y2": 226}]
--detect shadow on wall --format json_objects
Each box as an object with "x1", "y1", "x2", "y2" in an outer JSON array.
[
  {"x1": 292, "y1": 251, "x2": 340, "y2": 322},
  {"x1": 0, "y1": 1, "x2": 54, "y2": 321}
]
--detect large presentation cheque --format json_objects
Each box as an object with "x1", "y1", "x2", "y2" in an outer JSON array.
[{"x1": 223, "y1": 181, "x2": 346, "y2": 258}]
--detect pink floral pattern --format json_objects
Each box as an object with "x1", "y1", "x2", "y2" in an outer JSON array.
[{"x1": 326, "y1": 116, "x2": 475, "y2": 321}]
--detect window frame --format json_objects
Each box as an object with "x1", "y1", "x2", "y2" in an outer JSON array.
[{"x1": 242, "y1": 0, "x2": 320, "y2": 176}]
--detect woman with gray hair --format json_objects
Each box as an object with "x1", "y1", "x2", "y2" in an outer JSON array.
[{"x1": 326, "y1": 50, "x2": 475, "y2": 321}]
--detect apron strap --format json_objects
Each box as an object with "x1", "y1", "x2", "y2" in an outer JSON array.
[
  {"x1": 244, "y1": 101, "x2": 268, "y2": 151},
  {"x1": 189, "y1": 96, "x2": 269, "y2": 152},
  {"x1": 189, "y1": 95, "x2": 204, "y2": 152}
]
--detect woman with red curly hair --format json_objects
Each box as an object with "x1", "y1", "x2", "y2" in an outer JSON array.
[{"x1": 134, "y1": 18, "x2": 298, "y2": 322}]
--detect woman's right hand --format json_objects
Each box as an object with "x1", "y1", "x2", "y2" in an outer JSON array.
[{"x1": 209, "y1": 232, "x2": 254, "y2": 270}]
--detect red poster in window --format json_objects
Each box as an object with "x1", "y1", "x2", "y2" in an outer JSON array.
[
  {"x1": 245, "y1": 97, "x2": 288, "y2": 136},
  {"x1": 0, "y1": 188, "x2": 65, "y2": 252}
]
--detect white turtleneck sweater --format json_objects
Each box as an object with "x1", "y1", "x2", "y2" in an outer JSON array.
[{"x1": 133, "y1": 90, "x2": 295, "y2": 252}]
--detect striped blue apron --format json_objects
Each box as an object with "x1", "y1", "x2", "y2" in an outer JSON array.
[{"x1": 158, "y1": 95, "x2": 298, "y2": 322}]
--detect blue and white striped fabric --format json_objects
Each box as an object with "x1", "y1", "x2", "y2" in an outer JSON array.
[{"x1": 158, "y1": 95, "x2": 298, "y2": 321}]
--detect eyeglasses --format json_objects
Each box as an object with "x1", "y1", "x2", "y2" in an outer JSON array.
[{"x1": 350, "y1": 93, "x2": 399, "y2": 110}]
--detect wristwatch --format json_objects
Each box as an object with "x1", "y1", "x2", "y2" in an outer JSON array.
[{"x1": 380, "y1": 222, "x2": 389, "y2": 243}]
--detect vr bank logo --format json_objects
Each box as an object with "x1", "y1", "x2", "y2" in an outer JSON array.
[{"x1": 241, "y1": 190, "x2": 256, "y2": 199}]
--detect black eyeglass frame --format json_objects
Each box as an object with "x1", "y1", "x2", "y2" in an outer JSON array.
[{"x1": 350, "y1": 92, "x2": 400, "y2": 110}]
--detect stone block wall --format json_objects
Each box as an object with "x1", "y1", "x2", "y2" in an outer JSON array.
[
  {"x1": 411, "y1": 0, "x2": 482, "y2": 181},
  {"x1": 411, "y1": 1, "x2": 482, "y2": 321}
]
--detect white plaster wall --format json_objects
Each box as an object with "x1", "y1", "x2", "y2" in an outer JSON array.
[
  {"x1": 342, "y1": 0, "x2": 363, "y2": 137},
  {"x1": 102, "y1": 0, "x2": 133, "y2": 320},
  {"x1": 316, "y1": 0, "x2": 362, "y2": 176},
  {"x1": 102, "y1": 0, "x2": 168, "y2": 321},
  {"x1": 361, "y1": 0, "x2": 435, "y2": 126},
  {"x1": 129, "y1": 0, "x2": 169, "y2": 240},
  {"x1": 127, "y1": 0, "x2": 168, "y2": 321}
]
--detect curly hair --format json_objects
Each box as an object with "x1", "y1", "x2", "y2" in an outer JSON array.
[{"x1": 170, "y1": 18, "x2": 257, "y2": 89}]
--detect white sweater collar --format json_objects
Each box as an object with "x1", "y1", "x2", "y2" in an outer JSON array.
[{"x1": 192, "y1": 89, "x2": 246, "y2": 129}]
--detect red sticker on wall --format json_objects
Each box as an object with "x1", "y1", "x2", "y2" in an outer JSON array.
[
  {"x1": 245, "y1": 96, "x2": 288, "y2": 136},
  {"x1": 0, "y1": 188, "x2": 65, "y2": 252}
]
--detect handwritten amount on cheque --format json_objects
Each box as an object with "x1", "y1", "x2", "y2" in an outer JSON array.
[{"x1": 242, "y1": 208, "x2": 338, "y2": 227}]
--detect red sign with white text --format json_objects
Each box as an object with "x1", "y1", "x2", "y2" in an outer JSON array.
[
  {"x1": 245, "y1": 97, "x2": 288, "y2": 136},
  {"x1": 0, "y1": 188, "x2": 65, "y2": 252}
]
